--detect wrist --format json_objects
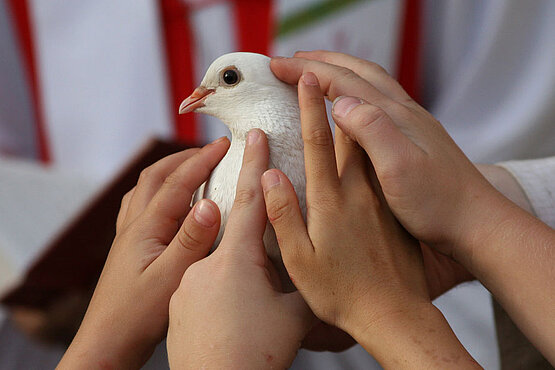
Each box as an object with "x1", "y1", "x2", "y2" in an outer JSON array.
[
  {"x1": 59, "y1": 319, "x2": 156, "y2": 369},
  {"x1": 445, "y1": 169, "x2": 516, "y2": 268},
  {"x1": 348, "y1": 302, "x2": 480, "y2": 369}
]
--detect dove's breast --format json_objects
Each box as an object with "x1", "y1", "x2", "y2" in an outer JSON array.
[
  {"x1": 202, "y1": 139, "x2": 244, "y2": 246},
  {"x1": 200, "y1": 132, "x2": 305, "y2": 291}
]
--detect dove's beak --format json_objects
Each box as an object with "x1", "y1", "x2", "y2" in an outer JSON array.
[{"x1": 179, "y1": 86, "x2": 215, "y2": 114}]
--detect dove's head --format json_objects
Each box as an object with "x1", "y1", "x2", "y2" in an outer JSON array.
[{"x1": 179, "y1": 52, "x2": 298, "y2": 136}]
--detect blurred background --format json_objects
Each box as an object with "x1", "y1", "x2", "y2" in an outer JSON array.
[{"x1": 1, "y1": 0, "x2": 554, "y2": 368}]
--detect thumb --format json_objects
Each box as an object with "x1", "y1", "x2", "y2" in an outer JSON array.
[
  {"x1": 331, "y1": 96, "x2": 418, "y2": 179},
  {"x1": 153, "y1": 199, "x2": 220, "y2": 280}
]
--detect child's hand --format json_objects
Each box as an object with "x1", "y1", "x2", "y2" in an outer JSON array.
[
  {"x1": 58, "y1": 139, "x2": 230, "y2": 369},
  {"x1": 271, "y1": 52, "x2": 502, "y2": 262},
  {"x1": 262, "y1": 72, "x2": 479, "y2": 368},
  {"x1": 167, "y1": 129, "x2": 313, "y2": 369}
]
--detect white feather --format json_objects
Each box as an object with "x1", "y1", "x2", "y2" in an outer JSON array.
[{"x1": 190, "y1": 53, "x2": 305, "y2": 290}]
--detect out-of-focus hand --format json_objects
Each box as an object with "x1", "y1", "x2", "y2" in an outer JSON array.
[
  {"x1": 262, "y1": 72, "x2": 479, "y2": 368},
  {"x1": 167, "y1": 129, "x2": 313, "y2": 370},
  {"x1": 58, "y1": 138, "x2": 230, "y2": 369}
]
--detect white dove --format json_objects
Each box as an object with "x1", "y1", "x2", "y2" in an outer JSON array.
[{"x1": 179, "y1": 52, "x2": 305, "y2": 291}]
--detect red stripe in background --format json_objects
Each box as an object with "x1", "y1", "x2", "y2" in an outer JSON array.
[
  {"x1": 396, "y1": 0, "x2": 422, "y2": 102},
  {"x1": 158, "y1": 0, "x2": 198, "y2": 145},
  {"x1": 233, "y1": 0, "x2": 274, "y2": 54},
  {"x1": 7, "y1": 0, "x2": 51, "y2": 162}
]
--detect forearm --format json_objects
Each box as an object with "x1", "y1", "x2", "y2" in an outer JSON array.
[
  {"x1": 347, "y1": 303, "x2": 481, "y2": 369},
  {"x1": 455, "y1": 192, "x2": 555, "y2": 364},
  {"x1": 475, "y1": 164, "x2": 533, "y2": 213},
  {"x1": 58, "y1": 323, "x2": 154, "y2": 370}
]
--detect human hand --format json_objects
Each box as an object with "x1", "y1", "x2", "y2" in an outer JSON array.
[
  {"x1": 58, "y1": 138, "x2": 230, "y2": 369},
  {"x1": 275, "y1": 51, "x2": 474, "y2": 353},
  {"x1": 271, "y1": 51, "x2": 507, "y2": 264},
  {"x1": 284, "y1": 51, "x2": 555, "y2": 366},
  {"x1": 167, "y1": 129, "x2": 314, "y2": 369},
  {"x1": 262, "y1": 72, "x2": 479, "y2": 368}
]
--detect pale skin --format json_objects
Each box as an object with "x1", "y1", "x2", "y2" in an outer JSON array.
[
  {"x1": 262, "y1": 70, "x2": 481, "y2": 369},
  {"x1": 58, "y1": 130, "x2": 314, "y2": 369},
  {"x1": 167, "y1": 129, "x2": 314, "y2": 369},
  {"x1": 58, "y1": 138, "x2": 231, "y2": 369},
  {"x1": 270, "y1": 50, "x2": 555, "y2": 365}
]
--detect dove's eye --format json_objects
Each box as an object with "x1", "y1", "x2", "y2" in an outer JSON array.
[{"x1": 221, "y1": 68, "x2": 240, "y2": 86}]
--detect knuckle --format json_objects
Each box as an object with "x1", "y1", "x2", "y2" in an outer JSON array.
[
  {"x1": 354, "y1": 105, "x2": 388, "y2": 130},
  {"x1": 304, "y1": 92, "x2": 325, "y2": 107},
  {"x1": 389, "y1": 100, "x2": 412, "y2": 117},
  {"x1": 120, "y1": 189, "x2": 133, "y2": 208},
  {"x1": 177, "y1": 224, "x2": 206, "y2": 253},
  {"x1": 138, "y1": 166, "x2": 156, "y2": 184},
  {"x1": 306, "y1": 195, "x2": 338, "y2": 216},
  {"x1": 233, "y1": 188, "x2": 257, "y2": 208},
  {"x1": 378, "y1": 156, "x2": 407, "y2": 186},
  {"x1": 162, "y1": 172, "x2": 181, "y2": 188},
  {"x1": 241, "y1": 150, "x2": 258, "y2": 167},
  {"x1": 305, "y1": 126, "x2": 333, "y2": 148},
  {"x1": 336, "y1": 66, "x2": 357, "y2": 81},
  {"x1": 267, "y1": 196, "x2": 291, "y2": 223},
  {"x1": 162, "y1": 173, "x2": 195, "y2": 195},
  {"x1": 364, "y1": 61, "x2": 389, "y2": 76}
]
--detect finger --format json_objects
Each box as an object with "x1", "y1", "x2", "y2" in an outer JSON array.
[
  {"x1": 294, "y1": 50, "x2": 413, "y2": 104},
  {"x1": 219, "y1": 129, "x2": 269, "y2": 260},
  {"x1": 126, "y1": 148, "x2": 201, "y2": 221},
  {"x1": 141, "y1": 137, "x2": 230, "y2": 243},
  {"x1": 116, "y1": 187, "x2": 135, "y2": 232},
  {"x1": 261, "y1": 169, "x2": 313, "y2": 275},
  {"x1": 331, "y1": 96, "x2": 422, "y2": 183},
  {"x1": 334, "y1": 125, "x2": 369, "y2": 190},
  {"x1": 298, "y1": 72, "x2": 340, "y2": 197},
  {"x1": 271, "y1": 57, "x2": 397, "y2": 112},
  {"x1": 150, "y1": 199, "x2": 220, "y2": 283}
]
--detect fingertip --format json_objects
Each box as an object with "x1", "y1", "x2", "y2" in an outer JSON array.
[
  {"x1": 270, "y1": 57, "x2": 287, "y2": 72},
  {"x1": 261, "y1": 169, "x2": 282, "y2": 193},
  {"x1": 208, "y1": 135, "x2": 230, "y2": 148},
  {"x1": 246, "y1": 128, "x2": 266, "y2": 147},
  {"x1": 332, "y1": 96, "x2": 363, "y2": 118},
  {"x1": 193, "y1": 199, "x2": 220, "y2": 228},
  {"x1": 301, "y1": 72, "x2": 319, "y2": 87}
]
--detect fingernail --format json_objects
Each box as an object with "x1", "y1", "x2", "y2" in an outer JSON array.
[
  {"x1": 247, "y1": 129, "x2": 261, "y2": 145},
  {"x1": 302, "y1": 72, "x2": 318, "y2": 86},
  {"x1": 262, "y1": 170, "x2": 281, "y2": 191},
  {"x1": 194, "y1": 200, "x2": 217, "y2": 227},
  {"x1": 332, "y1": 96, "x2": 363, "y2": 118},
  {"x1": 211, "y1": 136, "x2": 228, "y2": 145},
  {"x1": 272, "y1": 56, "x2": 286, "y2": 59}
]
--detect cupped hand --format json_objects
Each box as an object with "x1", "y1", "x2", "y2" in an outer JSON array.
[
  {"x1": 59, "y1": 138, "x2": 230, "y2": 369},
  {"x1": 271, "y1": 51, "x2": 504, "y2": 264},
  {"x1": 167, "y1": 129, "x2": 314, "y2": 369}
]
